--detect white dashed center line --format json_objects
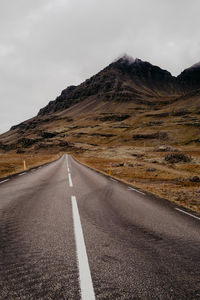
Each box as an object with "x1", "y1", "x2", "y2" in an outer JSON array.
[
  {"x1": 66, "y1": 155, "x2": 69, "y2": 168},
  {"x1": 175, "y1": 208, "x2": 200, "y2": 221},
  {"x1": 71, "y1": 196, "x2": 95, "y2": 300},
  {"x1": 68, "y1": 173, "x2": 73, "y2": 187}
]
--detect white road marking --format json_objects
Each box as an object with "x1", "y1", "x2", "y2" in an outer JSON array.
[
  {"x1": 128, "y1": 187, "x2": 145, "y2": 195},
  {"x1": 68, "y1": 173, "x2": 73, "y2": 187},
  {"x1": 19, "y1": 172, "x2": 26, "y2": 176},
  {"x1": 71, "y1": 196, "x2": 95, "y2": 300},
  {"x1": 110, "y1": 178, "x2": 117, "y2": 182},
  {"x1": 0, "y1": 179, "x2": 9, "y2": 184},
  {"x1": 66, "y1": 155, "x2": 69, "y2": 168},
  {"x1": 175, "y1": 208, "x2": 200, "y2": 221},
  {"x1": 68, "y1": 167, "x2": 70, "y2": 172}
]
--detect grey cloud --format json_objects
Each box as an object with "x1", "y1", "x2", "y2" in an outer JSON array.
[{"x1": 0, "y1": 0, "x2": 200, "y2": 133}]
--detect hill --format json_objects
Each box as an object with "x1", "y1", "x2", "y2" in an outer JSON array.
[{"x1": 0, "y1": 55, "x2": 200, "y2": 213}]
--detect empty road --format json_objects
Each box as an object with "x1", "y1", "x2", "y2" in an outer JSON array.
[{"x1": 0, "y1": 155, "x2": 200, "y2": 299}]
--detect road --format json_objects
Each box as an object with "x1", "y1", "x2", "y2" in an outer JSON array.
[{"x1": 0, "y1": 155, "x2": 200, "y2": 300}]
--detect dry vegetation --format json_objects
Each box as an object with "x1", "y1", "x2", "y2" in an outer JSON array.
[
  {"x1": 75, "y1": 145, "x2": 200, "y2": 214},
  {"x1": 0, "y1": 152, "x2": 60, "y2": 179},
  {"x1": 0, "y1": 93, "x2": 199, "y2": 214}
]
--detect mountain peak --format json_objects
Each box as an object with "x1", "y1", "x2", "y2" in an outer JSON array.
[
  {"x1": 37, "y1": 56, "x2": 200, "y2": 117},
  {"x1": 114, "y1": 54, "x2": 142, "y2": 65}
]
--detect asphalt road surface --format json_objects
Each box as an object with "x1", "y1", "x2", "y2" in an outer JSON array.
[{"x1": 0, "y1": 155, "x2": 200, "y2": 300}]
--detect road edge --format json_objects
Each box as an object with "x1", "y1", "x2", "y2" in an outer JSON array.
[{"x1": 71, "y1": 154, "x2": 200, "y2": 219}]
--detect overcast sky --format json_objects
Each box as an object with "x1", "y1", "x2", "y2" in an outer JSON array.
[{"x1": 0, "y1": 0, "x2": 200, "y2": 133}]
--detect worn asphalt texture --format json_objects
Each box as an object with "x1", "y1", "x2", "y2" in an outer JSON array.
[{"x1": 0, "y1": 155, "x2": 199, "y2": 299}]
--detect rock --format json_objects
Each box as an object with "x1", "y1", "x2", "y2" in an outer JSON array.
[
  {"x1": 59, "y1": 141, "x2": 70, "y2": 147},
  {"x1": 111, "y1": 163, "x2": 119, "y2": 167},
  {"x1": 66, "y1": 118, "x2": 73, "y2": 122},
  {"x1": 90, "y1": 133, "x2": 115, "y2": 138},
  {"x1": 16, "y1": 149, "x2": 25, "y2": 154},
  {"x1": 185, "y1": 139, "x2": 200, "y2": 144},
  {"x1": 131, "y1": 153, "x2": 144, "y2": 158},
  {"x1": 0, "y1": 142, "x2": 18, "y2": 151},
  {"x1": 190, "y1": 176, "x2": 200, "y2": 182},
  {"x1": 148, "y1": 121, "x2": 163, "y2": 126},
  {"x1": 156, "y1": 145, "x2": 171, "y2": 152},
  {"x1": 18, "y1": 138, "x2": 39, "y2": 148},
  {"x1": 10, "y1": 122, "x2": 26, "y2": 131},
  {"x1": 128, "y1": 163, "x2": 134, "y2": 167},
  {"x1": 124, "y1": 162, "x2": 130, "y2": 167},
  {"x1": 99, "y1": 114, "x2": 130, "y2": 122},
  {"x1": 133, "y1": 132, "x2": 168, "y2": 140},
  {"x1": 178, "y1": 177, "x2": 185, "y2": 182},
  {"x1": 146, "y1": 112, "x2": 169, "y2": 118},
  {"x1": 155, "y1": 145, "x2": 178, "y2": 152},
  {"x1": 146, "y1": 167, "x2": 157, "y2": 172},
  {"x1": 39, "y1": 132, "x2": 57, "y2": 139},
  {"x1": 165, "y1": 153, "x2": 192, "y2": 163},
  {"x1": 172, "y1": 110, "x2": 189, "y2": 116}
]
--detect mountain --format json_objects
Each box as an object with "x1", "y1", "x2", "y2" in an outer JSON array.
[
  {"x1": 1, "y1": 55, "x2": 200, "y2": 213},
  {"x1": 37, "y1": 56, "x2": 200, "y2": 118},
  {"x1": 0, "y1": 55, "x2": 200, "y2": 155},
  {"x1": 177, "y1": 62, "x2": 200, "y2": 91},
  {"x1": 38, "y1": 56, "x2": 180, "y2": 116}
]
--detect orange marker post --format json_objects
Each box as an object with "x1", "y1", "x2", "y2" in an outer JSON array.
[{"x1": 23, "y1": 160, "x2": 27, "y2": 171}]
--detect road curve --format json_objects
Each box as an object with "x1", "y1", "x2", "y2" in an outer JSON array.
[{"x1": 0, "y1": 155, "x2": 199, "y2": 299}]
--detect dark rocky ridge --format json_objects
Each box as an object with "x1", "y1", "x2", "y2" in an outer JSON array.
[
  {"x1": 37, "y1": 56, "x2": 200, "y2": 117},
  {"x1": 177, "y1": 64, "x2": 200, "y2": 91}
]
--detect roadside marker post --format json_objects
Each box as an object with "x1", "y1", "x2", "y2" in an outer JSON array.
[
  {"x1": 23, "y1": 160, "x2": 27, "y2": 171},
  {"x1": 109, "y1": 167, "x2": 112, "y2": 176}
]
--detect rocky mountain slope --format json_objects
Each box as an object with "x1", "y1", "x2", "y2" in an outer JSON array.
[
  {"x1": 37, "y1": 56, "x2": 200, "y2": 117},
  {"x1": 38, "y1": 56, "x2": 180, "y2": 116},
  {"x1": 177, "y1": 62, "x2": 200, "y2": 91},
  {"x1": 0, "y1": 55, "x2": 199, "y2": 153}
]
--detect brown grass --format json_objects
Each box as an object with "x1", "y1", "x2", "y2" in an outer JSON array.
[
  {"x1": 75, "y1": 147, "x2": 200, "y2": 214},
  {"x1": 0, "y1": 152, "x2": 61, "y2": 179},
  {"x1": 0, "y1": 99, "x2": 200, "y2": 215}
]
